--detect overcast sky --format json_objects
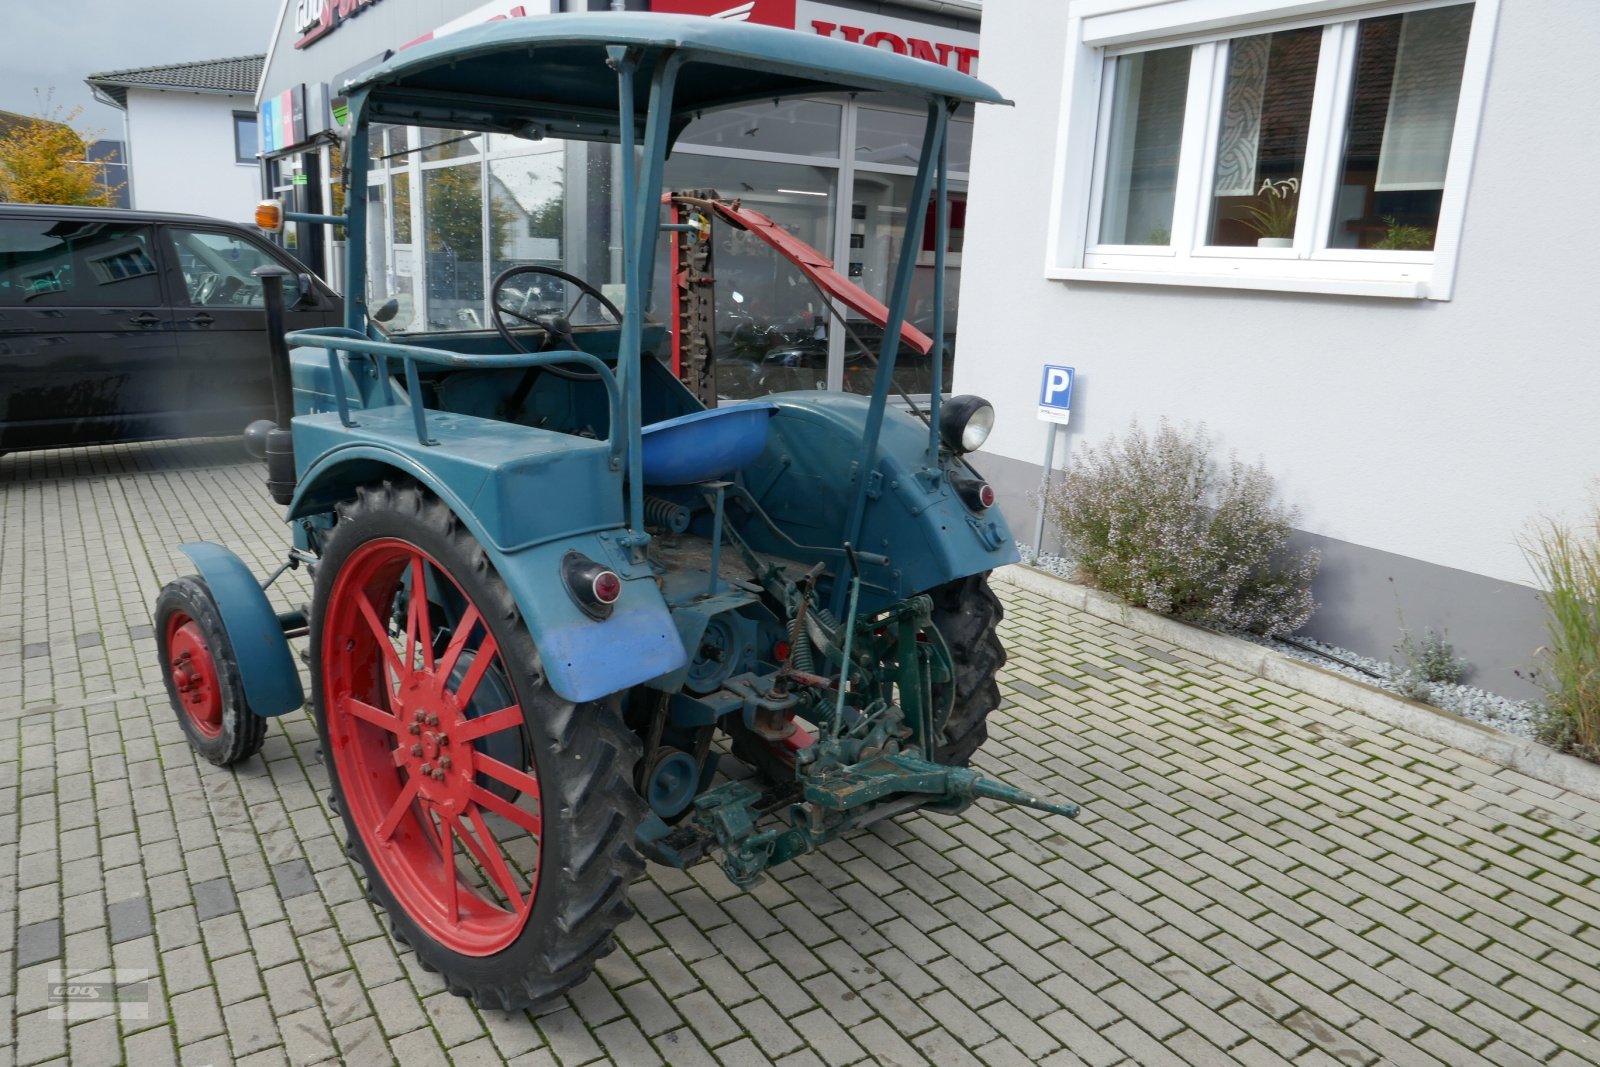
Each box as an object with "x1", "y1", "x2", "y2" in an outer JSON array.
[{"x1": 0, "y1": 1, "x2": 281, "y2": 140}]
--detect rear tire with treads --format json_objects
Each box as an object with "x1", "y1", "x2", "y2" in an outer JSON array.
[
  {"x1": 928, "y1": 571, "x2": 1005, "y2": 767},
  {"x1": 311, "y1": 479, "x2": 645, "y2": 1011}
]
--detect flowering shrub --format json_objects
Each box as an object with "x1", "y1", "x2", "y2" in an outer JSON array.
[{"x1": 1045, "y1": 419, "x2": 1319, "y2": 636}]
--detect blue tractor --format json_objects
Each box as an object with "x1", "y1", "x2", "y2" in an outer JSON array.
[{"x1": 153, "y1": 14, "x2": 1076, "y2": 1009}]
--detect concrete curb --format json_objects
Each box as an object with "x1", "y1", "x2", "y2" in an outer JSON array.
[{"x1": 994, "y1": 563, "x2": 1600, "y2": 805}]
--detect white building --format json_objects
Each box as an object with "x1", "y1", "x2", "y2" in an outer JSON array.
[
  {"x1": 960, "y1": 0, "x2": 1598, "y2": 696},
  {"x1": 86, "y1": 56, "x2": 264, "y2": 219}
]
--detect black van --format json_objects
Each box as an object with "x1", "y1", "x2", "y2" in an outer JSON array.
[{"x1": 0, "y1": 204, "x2": 342, "y2": 452}]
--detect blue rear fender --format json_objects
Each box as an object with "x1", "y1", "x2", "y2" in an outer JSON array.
[
  {"x1": 286, "y1": 413, "x2": 687, "y2": 704},
  {"x1": 741, "y1": 392, "x2": 1019, "y2": 605}
]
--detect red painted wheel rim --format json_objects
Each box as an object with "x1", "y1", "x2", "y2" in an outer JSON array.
[
  {"x1": 166, "y1": 613, "x2": 223, "y2": 738},
  {"x1": 323, "y1": 538, "x2": 541, "y2": 956}
]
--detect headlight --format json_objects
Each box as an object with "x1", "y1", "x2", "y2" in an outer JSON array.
[{"x1": 940, "y1": 395, "x2": 994, "y2": 454}]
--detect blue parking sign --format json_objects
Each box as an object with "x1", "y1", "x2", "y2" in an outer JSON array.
[{"x1": 1038, "y1": 365, "x2": 1074, "y2": 424}]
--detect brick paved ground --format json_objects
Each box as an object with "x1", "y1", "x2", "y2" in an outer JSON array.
[{"x1": 3, "y1": 440, "x2": 1600, "y2": 1067}]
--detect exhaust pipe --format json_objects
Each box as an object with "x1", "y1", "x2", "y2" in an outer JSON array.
[{"x1": 248, "y1": 264, "x2": 298, "y2": 506}]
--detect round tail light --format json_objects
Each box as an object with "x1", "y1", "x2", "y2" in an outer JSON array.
[
  {"x1": 562, "y1": 551, "x2": 621, "y2": 619},
  {"x1": 592, "y1": 570, "x2": 622, "y2": 605}
]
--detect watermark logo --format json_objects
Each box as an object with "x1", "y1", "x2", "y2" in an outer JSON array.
[{"x1": 46, "y1": 969, "x2": 151, "y2": 1021}]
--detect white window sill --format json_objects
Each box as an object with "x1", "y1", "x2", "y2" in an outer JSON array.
[{"x1": 1046, "y1": 265, "x2": 1430, "y2": 300}]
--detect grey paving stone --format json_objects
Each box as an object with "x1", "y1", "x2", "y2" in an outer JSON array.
[
  {"x1": 1044, "y1": 671, "x2": 1090, "y2": 690},
  {"x1": 74, "y1": 632, "x2": 102, "y2": 649},
  {"x1": 22, "y1": 642, "x2": 50, "y2": 660},
  {"x1": 271, "y1": 858, "x2": 318, "y2": 899},
  {"x1": 193, "y1": 877, "x2": 239, "y2": 921},
  {"x1": 108, "y1": 896, "x2": 152, "y2": 944},
  {"x1": 17, "y1": 918, "x2": 62, "y2": 967}
]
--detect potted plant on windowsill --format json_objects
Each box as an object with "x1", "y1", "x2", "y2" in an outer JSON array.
[
  {"x1": 1373, "y1": 216, "x2": 1435, "y2": 251},
  {"x1": 1242, "y1": 177, "x2": 1298, "y2": 248}
]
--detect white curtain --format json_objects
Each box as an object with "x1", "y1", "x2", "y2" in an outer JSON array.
[{"x1": 1375, "y1": 5, "x2": 1473, "y2": 192}]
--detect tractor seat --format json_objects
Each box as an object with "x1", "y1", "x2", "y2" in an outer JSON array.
[{"x1": 638, "y1": 402, "x2": 777, "y2": 486}]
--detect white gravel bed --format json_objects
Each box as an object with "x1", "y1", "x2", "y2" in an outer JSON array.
[{"x1": 1017, "y1": 544, "x2": 1544, "y2": 741}]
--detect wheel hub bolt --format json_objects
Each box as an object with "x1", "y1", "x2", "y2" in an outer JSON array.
[
  {"x1": 414, "y1": 709, "x2": 426, "y2": 722},
  {"x1": 440, "y1": 756, "x2": 452, "y2": 770},
  {"x1": 420, "y1": 762, "x2": 433, "y2": 775},
  {"x1": 425, "y1": 713, "x2": 440, "y2": 727},
  {"x1": 408, "y1": 723, "x2": 421, "y2": 735},
  {"x1": 432, "y1": 769, "x2": 446, "y2": 781},
  {"x1": 411, "y1": 744, "x2": 422, "y2": 757}
]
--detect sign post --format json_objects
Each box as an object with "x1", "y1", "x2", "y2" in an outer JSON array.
[{"x1": 1033, "y1": 365, "x2": 1074, "y2": 559}]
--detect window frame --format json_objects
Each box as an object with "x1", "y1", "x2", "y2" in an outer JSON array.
[
  {"x1": 233, "y1": 111, "x2": 259, "y2": 166},
  {"x1": 1046, "y1": 0, "x2": 1501, "y2": 300}
]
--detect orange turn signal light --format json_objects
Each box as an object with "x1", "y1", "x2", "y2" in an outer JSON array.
[{"x1": 254, "y1": 199, "x2": 284, "y2": 233}]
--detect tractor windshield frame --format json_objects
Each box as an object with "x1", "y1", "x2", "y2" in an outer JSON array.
[{"x1": 334, "y1": 12, "x2": 1004, "y2": 553}]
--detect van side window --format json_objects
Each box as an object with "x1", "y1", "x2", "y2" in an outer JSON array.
[
  {"x1": 0, "y1": 219, "x2": 161, "y2": 307},
  {"x1": 170, "y1": 229, "x2": 285, "y2": 307}
]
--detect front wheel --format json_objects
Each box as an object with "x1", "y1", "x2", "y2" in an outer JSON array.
[
  {"x1": 310, "y1": 480, "x2": 644, "y2": 1010},
  {"x1": 153, "y1": 576, "x2": 266, "y2": 766}
]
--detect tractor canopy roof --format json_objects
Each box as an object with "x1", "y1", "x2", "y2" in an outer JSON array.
[{"x1": 340, "y1": 12, "x2": 1007, "y2": 143}]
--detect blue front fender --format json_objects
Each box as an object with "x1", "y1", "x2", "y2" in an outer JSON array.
[
  {"x1": 180, "y1": 542, "x2": 304, "y2": 717},
  {"x1": 288, "y1": 443, "x2": 687, "y2": 704}
]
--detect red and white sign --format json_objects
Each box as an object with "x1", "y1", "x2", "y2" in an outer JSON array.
[
  {"x1": 649, "y1": 0, "x2": 980, "y2": 76},
  {"x1": 295, "y1": 0, "x2": 388, "y2": 50},
  {"x1": 649, "y1": 0, "x2": 796, "y2": 29},
  {"x1": 398, "y1": 1, "x2": 539, "y2": 52}
]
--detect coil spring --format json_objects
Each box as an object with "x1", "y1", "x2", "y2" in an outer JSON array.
[{"x1": 643, "y1": 496, "x2": 691, "y2": 533}]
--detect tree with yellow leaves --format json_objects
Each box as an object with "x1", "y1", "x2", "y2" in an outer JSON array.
[{"x1": 0, "y1": 100, "x2": 118, "y2": 207}]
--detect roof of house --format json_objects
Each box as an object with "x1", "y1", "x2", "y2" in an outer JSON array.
[{"x1": 85, "y1": 54, "x2": 264, "y2": 109}]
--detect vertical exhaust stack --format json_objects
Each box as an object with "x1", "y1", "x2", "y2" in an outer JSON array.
[{"x1": 248, "y1": 264, "x2": 298, "y2": 506}]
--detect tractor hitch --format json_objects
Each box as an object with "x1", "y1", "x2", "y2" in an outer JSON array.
[{"x1": 637, "y1": 748, "x2": 1078, "y2": 888}]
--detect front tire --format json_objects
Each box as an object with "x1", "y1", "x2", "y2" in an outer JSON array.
[
  {"x1": 154, "y1": 576, "x2": 267, "y2": 766},
  {"x1": 310, "y1": 480, "x2": 644, "y2": 1010}
]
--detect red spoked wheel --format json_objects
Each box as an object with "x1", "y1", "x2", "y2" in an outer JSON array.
[
  {"x1": 166, "y1": 613, "x2": 224, "y2": 738},
  {"x1": 322, "y1": 537, "x2": 540, "y2": 956},
  {"x1": 153, "y1": 575, "x2": 267, "y2": 766},
  {"x1": 311, "y1": 481, "x2": 645, "y2": 1010}
]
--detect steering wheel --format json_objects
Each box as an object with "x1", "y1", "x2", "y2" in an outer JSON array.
[{"x1": 490, "y1": 265, "x2": 621, "y2": 358}]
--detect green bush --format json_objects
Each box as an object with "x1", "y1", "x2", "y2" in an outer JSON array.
[
  {"x1": 1393, "y1": 627, "x2": 1470, "y2": 700},
  {"x1": 1045, "y1": 419, "x2": 1319, "y2": 636},
  {"x1": 1522, "y1": 501, "x2": 1600, "y2": 762}
]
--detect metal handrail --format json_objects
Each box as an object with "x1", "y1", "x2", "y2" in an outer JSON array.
[{"x1": 283, "y1": 326, "x2": 623, "y2": 464}]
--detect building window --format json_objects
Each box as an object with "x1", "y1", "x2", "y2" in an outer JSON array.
[
  {"x1": 233, "y1": 112, "x2": 259, "y2": 164},
  {"x1": 1051, "y1": 0, "x2": 1496, "y2": 299}
]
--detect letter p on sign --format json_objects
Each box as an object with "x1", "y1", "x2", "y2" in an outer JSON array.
[{"x1": 1038, "y1": 365, "x2": 1074, "y2": 425}]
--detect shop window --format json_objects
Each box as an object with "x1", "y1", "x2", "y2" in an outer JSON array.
[
  {"x1": 845, "y1": 174, "x2": 964, "y2": 398},
  {"x1": 679, "y1": 100, "x2": 843, "y2": 158},
  {"x1": 422, "y1": 163, "x2": 485, "y2": 330},
  {"x1": 391, "y1": 172, "x2": 412, "y2": 244},
  {"x1": 1052, "y1": 0, "x2": 1491, "y2": 299},
  {"x1": 421, "y1": 127, "x2": 481, "y2": 162},
  {"x1": 662, "y1": 154, "x2": 837, "y2": 400},
  {"x1": 855, "y1": 103, "x2": 973, "y2": 171}
]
